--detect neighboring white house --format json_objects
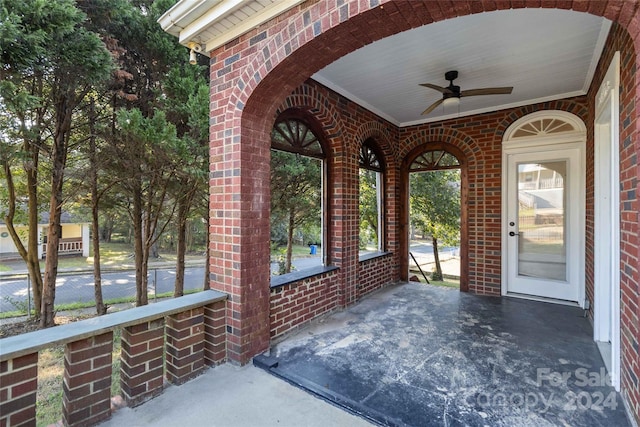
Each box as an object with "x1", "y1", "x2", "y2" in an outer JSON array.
[{"x1": 0, "y1": 212, "x2": 90, "y2": 260}]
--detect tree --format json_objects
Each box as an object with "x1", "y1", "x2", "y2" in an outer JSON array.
[
  {"x1": 41, "y1": 4, "x2": 113, "y2": 327},
  {"x1": 270, "y1": 150, "x2": 322, "y2": 273},
  {"x1": 1, "y1": 0, "x2": 113, "y2": 325},
  {"x1": 87, "y1": 97, "x2": 107, "y2": 314},
  {"x1": 101, "y1": 0, "x2": 207, "y2": 299},
  {"x1": 161, "y1": 65, "x2": 209, "y2": 296},
  {"x1": 74, "y1": 0, "x2": 138, "y2": 316},
  {"x1": 106, "y1": 108, "x2": 178, "y2": 306},
  {"x1": 0, "y1": 89, "x2": 44, "y2": 318},
  {"x1": 410, "y1": 169, "x2": 461, "y2": 281}
]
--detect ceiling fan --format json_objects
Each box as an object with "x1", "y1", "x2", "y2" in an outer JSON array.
[{"x1": 419, "y1": 70, "x2": 513, "y2": 115}]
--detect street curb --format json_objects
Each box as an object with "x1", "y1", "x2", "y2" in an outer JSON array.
[{"x1": 0, "y1": 261, "x2": 205, "y2": 280}]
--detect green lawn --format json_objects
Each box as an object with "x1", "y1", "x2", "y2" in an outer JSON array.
[
  {"x1": 0, "y1": 289, "x2": 202, "y2": 319},
  {"x1": 271, "y1": 244, "x2": 317, "y2": 258},
  {"x1": 429, "y1": 278, "x2": 460, "y2": 288},
  {"x1": 411, "y1": 276, "x2": 460, "y2": 289}
]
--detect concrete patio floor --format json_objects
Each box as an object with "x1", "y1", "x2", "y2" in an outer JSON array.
[
  {"x1": 100, "y1": 362, "x2": 373, "y2": 427},
  {"x1": 261, "y1": 282, "x2": 631, "y2": 427}
]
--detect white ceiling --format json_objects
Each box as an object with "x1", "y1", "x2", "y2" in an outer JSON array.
[
  {"x1": 312, "y1": 8, "x2": 611, "y2": 127},
  {"x1": 161, "y1": 4, "x2": 611, "y2": 128}
]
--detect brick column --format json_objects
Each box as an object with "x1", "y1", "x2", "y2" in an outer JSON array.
[
  {"x1": 165, "y1": 308, "x2": 204, "y2": 384},
  {"x1": 0, "y1": 353, "x2": 38, "y2": 427},
  {"x1": 62, "y1": 332, "x2": 113, "y2": 427},
  {"x1": 120, "y1": 319, "x2": 164, "y2": 407},
  {"x1": 207, "y1": 121, "x2": 272, "y2": 364},
  {"x1": 203, "y1": 301, "x2": 226, "y2": 366}
]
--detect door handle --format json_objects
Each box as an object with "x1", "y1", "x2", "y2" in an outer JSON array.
[{"x1": 509, "y1": 231, "x2": 520, "y2": 237}]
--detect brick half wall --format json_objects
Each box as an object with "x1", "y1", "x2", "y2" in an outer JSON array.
[
  {"x1": 358, "y1": 253, "x2": 396, "y2": 299},
  {"x1": 269, "y1": 269, "x2": 340, "y2": 339}
]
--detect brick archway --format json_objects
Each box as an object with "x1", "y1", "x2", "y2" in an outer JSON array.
[
  {"x1": 275, "y1": 82, "x2": 345, "y2": 140},
  {"x1": 352, "y1": 122, "x2": 401, "y2": 258},
  {"x1": 208, "y1": 11, "x2": 639, "y2": 421},
  {"x1": 274, "y1": 83, "x2": 349, "y2": 278},
  {"x1": 351, "y1": 121, "x2": 398, "y2": 163},
  {"x1": 234, "y1": 1, "x2": 638, "y2": 136}
]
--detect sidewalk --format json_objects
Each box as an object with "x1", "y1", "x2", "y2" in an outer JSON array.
[{"x1": 99, "y1": 363, "x2": 373, "y2": 427}]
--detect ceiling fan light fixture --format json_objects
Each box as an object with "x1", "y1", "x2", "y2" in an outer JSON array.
[
  {"x1": 443, "y1": 97, "x2": 460, "y2": 108},
  {"x1": 419, "y1": 70, "x2": 513, "y2": 116}
]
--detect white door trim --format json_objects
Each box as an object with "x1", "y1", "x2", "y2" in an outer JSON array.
[
  {"x1": 501, "y1": 111, "x2": 586, "y2": 308},
  {"x1": 594, "y1": 51, "x2": 621, "y2": 391}
]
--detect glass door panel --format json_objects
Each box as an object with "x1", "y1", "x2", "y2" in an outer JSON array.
[{"x1": 517, "y1": 161, "x2": 567, "y2": 282}]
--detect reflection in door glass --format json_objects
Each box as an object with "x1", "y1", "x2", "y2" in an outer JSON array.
[{"x1": 517, "y1": 161, "x2": 567, "y2": 281}]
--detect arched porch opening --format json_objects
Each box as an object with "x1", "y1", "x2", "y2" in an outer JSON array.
[
  {"x1": 185, "y1": 13, "x2": 640, "y2": 425},
  {"x1": 402, "y1": 143, "x2": 468, "y2": 291}
]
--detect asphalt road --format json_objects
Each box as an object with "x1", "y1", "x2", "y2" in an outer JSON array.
[
  {"x1": 0, "y1": 267, "x2": 205, "y2": 313},
  {"x1": 268, "y1": 242, "x2": 460, "y2": 274},
  {"x1": 1, "y1": 243, "x2": 459, "y2": 313}
]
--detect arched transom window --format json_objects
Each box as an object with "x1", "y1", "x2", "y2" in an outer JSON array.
[
  {"x1": 271, "y1": 119, "x2": 325, "y2": 158},
  {"x1": 359, "y1": 141, "x2": 383, "y2": 172},
  {"x1": 509, "y1": 118, "x2": 575, "y2": 138},
  {"x1": 410, "y1": 150, "x2": 460, "y2": 171},
  {"x1": 503, "y1": 110, "x2": 586, "y2": 145}
]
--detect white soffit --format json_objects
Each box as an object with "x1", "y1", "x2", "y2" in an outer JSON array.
[
  {"x1": 313, "y1": 8, "x2": 611, "y2": 127},
  {"x1": 158, "y1": 0, "x2": 305, "y2": 51}
]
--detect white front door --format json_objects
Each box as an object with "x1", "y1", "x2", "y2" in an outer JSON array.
[{"x1": 505, "y1": 148, "x2": 583, "y2": 303}]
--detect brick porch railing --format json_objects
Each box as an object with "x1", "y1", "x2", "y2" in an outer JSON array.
[{"x1": 0, "y1": 290, "x2": 227, "y2": 426}]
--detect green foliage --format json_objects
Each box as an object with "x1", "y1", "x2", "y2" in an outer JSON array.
[
  {"x1": 0, "y1": 0, "x2": 112, "y2": 181},
  {"x1": 272, "y1": 246, "x2": 291, "y2": 275},
  {"x1": 1, "y1": 0, "x2": 211, "y2": 310},
  {"x1": 0, "y1": 0, "x2": 113, "y2": 93},
  {"x1": 270, "y1": 149, "x2": 322, "y2": 273},
  {"x1": 359, "y1": 169, "x2": 379, "y2": 249},
  {"x1": 2, "y1": 295, "x2": 33, "y2": 315},
  {"x1": 117, "y1": 108, "x2": 177, "y2": 148},
  {"x1": 270, "y1": 150, "x2": 322, "y2": 239},
  {"x1": 410, "y1": 169, "x2": 461, "y2": 247}
]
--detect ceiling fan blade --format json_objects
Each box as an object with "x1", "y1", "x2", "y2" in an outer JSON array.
[
  {"x1": 421, "y1": 98, "x2": 444, "y2": 115},
  {"x1": 460, "y1": 87, "x2": 513, "y2": 97},
  {"x1": 419, "y1": 83, "x2": 453, "y2": 94}
]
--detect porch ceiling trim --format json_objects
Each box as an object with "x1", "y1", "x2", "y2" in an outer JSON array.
[{"x1": 158, "y1": 0, "x2": 305, "y2": 52}]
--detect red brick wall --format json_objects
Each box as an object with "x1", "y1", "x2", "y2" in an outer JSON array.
[
  {"x1": 270, "y1": 270, "x2": 340, "y2": 339},
  {"x1": 269, "y1": 252, "x2": 397, "y2": 340},
  {"x1": 399, "y1": 98, "x2": 588, "y2": 295},
  {"x1": 120, "y1": 320, "x2": 164, "y2": 407},
  {"x1": 358, "y1": 254, "x2": 396, "y2": 299},
  {"x1": 208, "y1": 2, "x2": 640, "y2": 421},
  {"x1": 587, "y1": 21, "x2": 640, "y2": 422},
  {"x1": 0, "y1": 353, "x2": 38, "y2": 426},
  {"x1": 63, "y1": 333, "x2": 113, "y2": 427},
  {"x1": 264, "y1": 80, "x2": 586, "y2": 341},
  {"x1": 268, "y1": 82, "x2": 400, "y2": 339}
]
